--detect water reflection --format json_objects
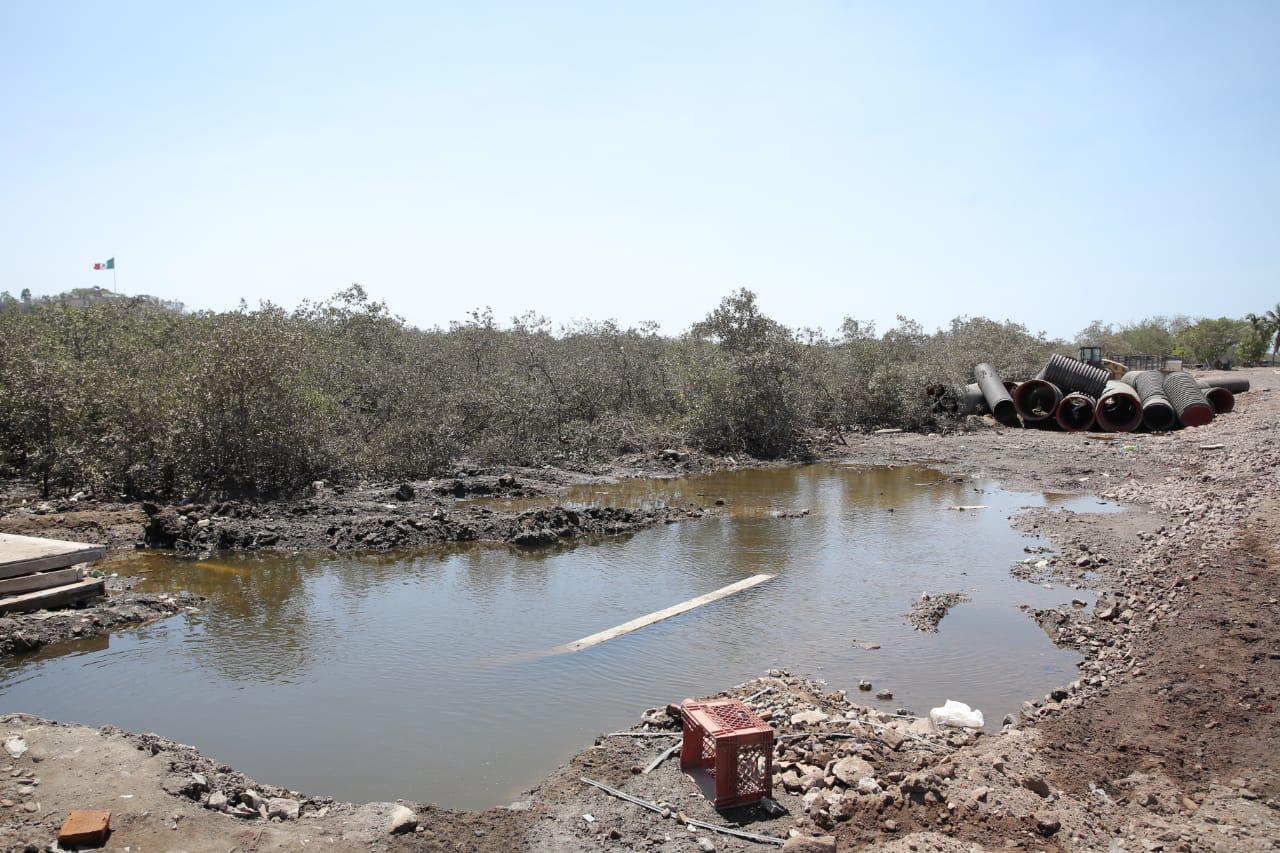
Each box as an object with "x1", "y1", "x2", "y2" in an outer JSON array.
[{"x1": 0, "y1": 464, "x2": 1116, "y2": 809}]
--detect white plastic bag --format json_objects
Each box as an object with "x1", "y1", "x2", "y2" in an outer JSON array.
[{"x1": 929, "y1": 699, "x2": 984, "y2": 729}]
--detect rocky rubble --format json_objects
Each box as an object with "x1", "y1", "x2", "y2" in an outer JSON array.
[
  {"x1": 138, "y1": 483, "x2": 707, "y2": 554},
  {"x1": 905, "y1": 591, "x2": 970, "y2": 632},
  {"x1": 0, "y1": 590, "x2": 203, "y2": 657}
]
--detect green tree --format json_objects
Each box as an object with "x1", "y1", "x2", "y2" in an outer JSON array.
[
  {"x1": 1176, "y1": 317, "x2": 1246, "y2": 368},
  {"x1": 1266, "y1": 303, "x2": 1280, "y2": 364}
]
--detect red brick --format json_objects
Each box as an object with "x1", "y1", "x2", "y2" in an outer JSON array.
[{"x1": 57, "y1": 810, "x2": 111, "y2": 846}]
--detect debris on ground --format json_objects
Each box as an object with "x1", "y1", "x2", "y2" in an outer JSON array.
[{"x1": 906, "y1": 591, "x2": 970, "y2": 632}]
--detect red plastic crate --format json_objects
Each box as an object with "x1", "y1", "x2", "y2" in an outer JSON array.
[{"x1": 680, "y1": 698, "x2": 774, "y2": 808}]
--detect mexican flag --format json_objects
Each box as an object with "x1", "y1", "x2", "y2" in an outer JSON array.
[{"x1": 93, "y1": 258, "x2": 114, "y2": 270}]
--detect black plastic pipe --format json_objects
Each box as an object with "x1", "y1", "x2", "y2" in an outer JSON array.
[
  {"x1": 1163, "y1": 372, "x2": 1214, "y2": 427},
  {"x1": 1095, "y1": 380, "x2": 1143, "y2": 432},
  {"x1": 1043, "y1": 353, "x2": 1110, "y2": 399},
  {"x1": 1124, "y1": 370, "x2": 1178, "y2": 432},
  {"x1": 973, "y1": 363, "x2": 1020, "y2": 426},
  {"x1": 1012, "y1": 377, "x2": 1062, "y2": 422},
  {"x1": 1197, "y1": 377, "x2": 1250, "y2": 394},
  {"x1": 1055, "y1": 392, "x2": 1096, "y2": 432},
  {"x1": 1202, "y1": 386, "x2": 1235, "y2": 414}
]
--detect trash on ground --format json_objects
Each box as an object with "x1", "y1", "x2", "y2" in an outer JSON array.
[
  {"x1": 3, "y1": 736, "x2": 27, "y2": 758},
  {"x1": 930, "y1": 699, "x2": 985, "y2": 729}
]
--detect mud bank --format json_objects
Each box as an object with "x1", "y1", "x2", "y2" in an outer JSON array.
[
  {"x1": 0, "y1": 588, "x2": 203, "y2": 659},
  {"x1": 1, "y1": 369, "x2": 1277, "y2": 851},
  {"x1": 0, "y1": 454, "x2": 787, "y2": 557}
]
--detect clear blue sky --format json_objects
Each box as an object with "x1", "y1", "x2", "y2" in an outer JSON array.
[{"x1": 2, "y1": 2, "x2": 1276, "y2": 339}]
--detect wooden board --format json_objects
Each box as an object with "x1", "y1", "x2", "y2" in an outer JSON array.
[
  {"x1": 0, "y1": 577, "x2": 105, "y2": 615},
  {"x1": 0, "y1": 567, "x2": 82, "y2": 597},
  {"x1": 553, "y1": 574, "x2": 775, "y2": 654},
  {"x1": 0, "y1": 533, "x2": 105, "y2": 580}
]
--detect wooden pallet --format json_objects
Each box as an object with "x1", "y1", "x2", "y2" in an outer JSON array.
[
  {"x1": 0, "y1": 533, "x2": 107, "y2": 614},
  {"x1": 0, "y1": 577, "x2": 106, "y2": 615},
  {"x1": 0, "y1": 533, "x2": 105, "y2": 580}
]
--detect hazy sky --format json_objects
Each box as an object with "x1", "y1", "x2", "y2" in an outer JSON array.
[{"x1": 3, "y1": 2, "x2": 1277, "y2": 338}]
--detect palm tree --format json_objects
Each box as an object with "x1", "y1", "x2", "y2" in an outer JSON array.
[{"x1": 1267, "y1": 303, "x2": 1280, "y2": 365}]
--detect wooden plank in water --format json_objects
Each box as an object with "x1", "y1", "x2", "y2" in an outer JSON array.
[
  {"x1": 0, "y1": 567, "x2": 82, "y2": 597},
  {"x1": 554, "y1": 574, "x2": 775, "y2": 654},
  {"x1": 0, "y1": 577, "x2": 106, "y2": 615},
  {"x1": 0, "y1": 533, "x2": 105, "y2": 580}
]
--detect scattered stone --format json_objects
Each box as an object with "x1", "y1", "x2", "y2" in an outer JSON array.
[
  {"x1": 907, "y1": 591, "x2": 970, "y2": 631},
  {"x1": 790, "y1": 710, "x2": 829, "y2": 726},
  {"x1": 1022, "y1": 775, "x2": 1051, "y2": 798},
  {"x1": 858, "y1": 679, "x2": 872, "y2": 691},
  {"x1": 875, "y1": 689, "x2": 893, "y2": 700},
  {"x1": 879, "y1": 728, "x2": 905, "y2": 751},
  {"x1": 207, "y1": 792, "x2": 228, "y2": 811},
  {"x1": 831, "y1": 756, "x2": 875, "y2": 786},
  {"x1": 267, "y1": 797, "x2": 300, "y2": 820},
  {"x1": 1036, "y1": 812, "x2": 1061, "y2": 836},
  {"x1": 388, "y1": 804, "x2": 418, "y2": 834}
]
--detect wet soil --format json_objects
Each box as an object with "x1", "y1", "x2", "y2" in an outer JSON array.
[
  {"x1": 0, "y1": 455, "x2": 770, "y2": 557},
  {"x1": 0, "y1": 367, "x2": 1276, "y2": 851}
]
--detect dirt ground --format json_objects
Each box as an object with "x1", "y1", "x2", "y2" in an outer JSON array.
[{"x1": 1, "y1": 367, "x2": 1277, "y2": 851}]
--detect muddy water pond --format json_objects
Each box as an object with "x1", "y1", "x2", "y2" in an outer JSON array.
[{"x1": 0, "y1": 464, "x2": 1116, "y2": 808}]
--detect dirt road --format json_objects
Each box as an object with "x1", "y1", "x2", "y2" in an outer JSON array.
[{"x1": 1, "y1": 368, "x2": 1276, "y2": 851}]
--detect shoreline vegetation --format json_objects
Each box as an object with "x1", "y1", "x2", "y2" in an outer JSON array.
[{"x1": 4, "y1": 285, "x2": 1272, "y2": 504}]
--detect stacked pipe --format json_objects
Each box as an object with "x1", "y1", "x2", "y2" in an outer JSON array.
[
  {"x1": 1012, "y1": 368, "x2": 1062, "y2": 423},
  {"x1": 931, "y1": 356, "x2": 1245, "y2": 434},
  {"x1": 1162, "y1": 372, "x2": 1214, "y2": 427},
  {"x1": 1094, "y1": 381, "x2": 1143, "y2": 432},
  {"x1": 1054, "y1": 392, "x2": 1096, "y2": 432},
  {"x1": 1122, "y1": 370, "x2": 1178, "y2": 432},
  {"x1": 973, "y1": 363, "x2": 1020, "y2": 427},
  {"x1": 1042, "y1": 353, "x2": 1110, "y2": 398}
]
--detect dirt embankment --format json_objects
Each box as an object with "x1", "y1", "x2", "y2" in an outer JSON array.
[
  {"x1": 0, "y1": 369, "x2": 1277, "y2": 851},
  {"x1": 0, "y1": 582, "x2": 202, "y2": 658},
  {"x1": 0, "y1": 454, "x2": 771, "y2": 557}
]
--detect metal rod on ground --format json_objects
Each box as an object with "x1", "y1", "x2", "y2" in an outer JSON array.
[
  {"x1": 973, "y1": 363, "x2": 1020, "y2": 426},
  {"x1": 552, "y1": 574, "x2": 775, "y2": 654},
  {"x1": 744, "y1": 686, "x2": 772, "y2": 703},
  {"x1": 579, "y1": 778, "x2": 786, "y2": 846},
  {"x1": 642, "y1": 743, "x2": 680, "y2": 774}
]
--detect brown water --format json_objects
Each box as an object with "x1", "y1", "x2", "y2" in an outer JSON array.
[{"x1": 0, "y1": 464, "x2": 1116, "y2": 808}]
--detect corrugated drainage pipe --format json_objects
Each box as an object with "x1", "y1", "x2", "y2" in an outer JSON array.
[
  {"x1": 1129, "y1": 370, "x2": 1178, "y2": 432},
  {"x1": 974, "y1": 363, "x2": 1020, "y2": 426},
  {"x1": 1163, "y1": 372, "x2": 1214, "y2": 427},
  {"x1": 1043, "y1": 353, "x2": 1110, "y2": 398},
  {"x1": 1055, "y1": 392, "x2": 1097, "y2": 432},
  {"x1": 1202, "y1": 386, "x2": 1235, "y2": 414},
  {"x1": 1197, "y1": 377, "x2": 1250, "y2": 394},
  {"x1": 1012, "y1": 378, "x2": 1062, "y2": 422}
]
